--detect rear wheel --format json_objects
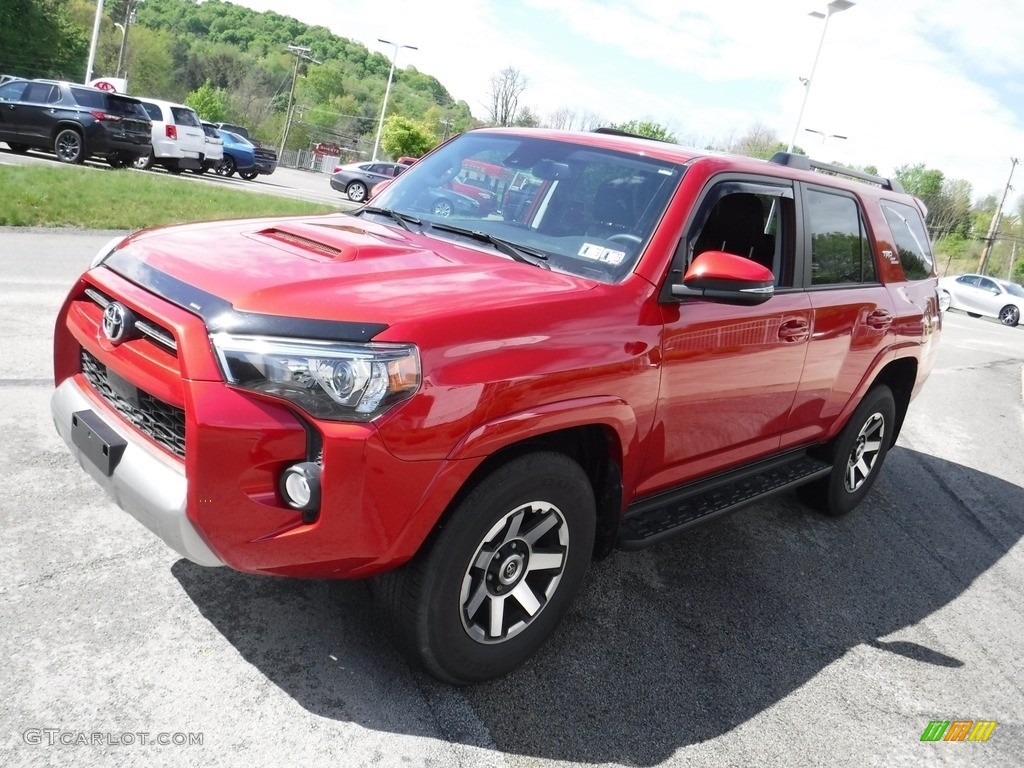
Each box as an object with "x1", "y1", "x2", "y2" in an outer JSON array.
[
  {"x1": 215, "y1": 156, "x2": 236, "y2": 177},
  {"x1": 346, "y1": 180, "x2": 368, "y2": 202},
  {"x1": 106, "y1": 153, "x2": 130, "y2": 169},
  {"x1": 800, "y1": 385, "x2": 896, "y2": 517},
  {"x1": 998, "y1": 305, "x2": 1020, "y2": 327},
  {"x1": 54, "y1": 129, "x2": 85, "y2": 164},
  {"x1": 239, "y1": 170, "x2": 259, "y2": 181},
  {"x1": 373, "y1": 452, "x2": 595, "y2": 685}
]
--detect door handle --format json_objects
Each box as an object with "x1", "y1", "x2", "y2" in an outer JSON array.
[
  {"x1": 866, "y1": 310, "x2": 893, "y2": 331},
  {"x1": 778, "y1": 318, "x2": 809, "y2": 343}
]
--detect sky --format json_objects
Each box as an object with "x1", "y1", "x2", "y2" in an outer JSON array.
[{"x1": 233, "y1": 0, "x2": 1024, "y2": 210}]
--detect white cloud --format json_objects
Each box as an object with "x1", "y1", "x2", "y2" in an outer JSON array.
[{"x1": 234, "y1": 0, "x2": 1023, "y2": 205}]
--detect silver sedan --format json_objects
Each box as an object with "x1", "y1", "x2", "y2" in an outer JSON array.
[{"x1": 938, "y1": 273, "x2": 1024, "y2": 327}]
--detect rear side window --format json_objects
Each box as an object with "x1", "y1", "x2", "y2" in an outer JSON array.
[
  {"x1": 880, "y1": 200, "x2": 934, "y2": 280},
  {"x1": 807, "y1": 189, "x2": 876, "y2": 286},
  {"x1": 70, "y1": 88, "x2": 106, "y2": 109},
  {"x1": 171, "y1": 107, "x2": 201, "y2": 127},
  {"x1": 139, "y1": 102, "x2": 162, "y2": 121},
  {"x1": 22, "y1": 82, "x2": 58, "y2": 104}
]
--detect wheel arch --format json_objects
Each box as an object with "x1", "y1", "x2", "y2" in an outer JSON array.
[
  {"x1": 869, "y1": 357, "x2": 918, "y2": 446},
  {"x1": 445, "y1": 424, "x2": 624, "y2": 561}
]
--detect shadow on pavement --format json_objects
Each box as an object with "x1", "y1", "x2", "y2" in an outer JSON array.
[{"x1": 173, "y1": 446, "x2": 1024, "y2": 765}]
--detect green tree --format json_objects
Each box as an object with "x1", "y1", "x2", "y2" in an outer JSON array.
[
  {"x1": 608, "y1": 120, "x2": 677, "y2": 143},
  {"x1": 1, "y1": 0, "x2": 88, "y2": 79},
  {"x1": 380, "y1": 115, "x2": 435, "y2": 159},
  {"x1": 185, "y1": 79, "x2": 228, "y2": 122},
  {"x1": 727, "y1": 122, "x2": 786, "y2": 160}
]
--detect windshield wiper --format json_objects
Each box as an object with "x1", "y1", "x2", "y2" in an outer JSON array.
[
  {"x1": 356, "y1": 206, "x2": 422, "y2": 232},
  {"x1": 428, "y1": 222, "x2": 550, "y2": 269}
]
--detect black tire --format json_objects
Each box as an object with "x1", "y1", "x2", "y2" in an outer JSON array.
[
  {"x1": 799, "y1": 385, "x2": 896, "y2": 517},
  {"x1": 998, "y1": 305, "x2": 1020, "y2": 327},
  {"x1": 106, "y1": 153, "x2": 130, "y2": 169},
  {"x1": 133, "y1": 151, "x2": 154, "y2": 171},
  {"x1": 373, "y1": 451, "x2": 595, "y2": 685},
  {"x1": 346, "y1": 180, "x2": 368, "y2": 202},
  {"x1": 165, "y1": 160, "x2": 182, "y2": 175},
  {"x1": 215, "y1": 156, "x2": 236, "y2": 177},
  {"x1": 432, "y1": 197, "x2": 454, "y2": 217},
  {"x1": 54, "y1": 129, "x2": 85, "y2": 164},
  {"x1": 239, "y1": 170, "x2": 259, "y2": 181},
  {"x1": 7, "y1": 143, "x2": 30, "y2": 153}
]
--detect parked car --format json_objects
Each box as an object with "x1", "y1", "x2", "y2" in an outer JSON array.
[
  {"x1": 330, "y1": 161, "x2": 407, "y2": 202},
  {"x1": 0, "y1": 78, "x2": 150, "y2": 166},
  {"x1": 214, "y1": 129, "x2": 258, "y2": 178},
  {"x1": 212, "y1": 122, "x2": 277, "y2": 179},
  {"x1": 938, "y1": 273, "x2": 1024, "y2": 326},
  {"x1": 51, "y1": 128, "x2": 941, "y2": 686},
  {"x1": 132, "y1": 97, "x2": 206, "y2": 174},
  {"x1": 198, "y1": 122, "x2": 224, "y2": 174}
]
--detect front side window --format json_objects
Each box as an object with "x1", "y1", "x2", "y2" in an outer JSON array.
[
  {"x1": 690, "y1": 185, "x2": 796, "y2": 288},
  {"x1": 368, "y1": 132, "x2": 685, "y2": 283},
  {"x1": 880, "y1": 199, "x2": 934, "y2": 280},
  {"x1": 807, "y1": 189, "x2": 875, "y2": 286},
  {"x1": 0, "y1": 81, "x2": 26, "y2": 101}
]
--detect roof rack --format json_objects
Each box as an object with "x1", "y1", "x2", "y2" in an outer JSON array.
[
  {"x1": 593, "y1": 126, "x2": 670, "y2": 143},
  {"x1": 769, "y1": 151, "x2": 904, "y2": 193}
]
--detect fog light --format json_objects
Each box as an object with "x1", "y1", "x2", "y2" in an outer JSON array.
[{"x1": 280, "y1": 462, "x2": 321, "y2": 519}]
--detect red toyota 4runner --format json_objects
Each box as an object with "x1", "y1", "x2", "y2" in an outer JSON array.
[{"x1": 52, "y1": 128, "x2": 941, "y2": 684}]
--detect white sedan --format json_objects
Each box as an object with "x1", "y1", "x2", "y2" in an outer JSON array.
[{"x1": 938, "y1": 274, "x2": 1024, "y2": 327}]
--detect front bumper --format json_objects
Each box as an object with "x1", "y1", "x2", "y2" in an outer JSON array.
[{"x1": 51, "y1": 377, "x2": 224, "y2": 567}]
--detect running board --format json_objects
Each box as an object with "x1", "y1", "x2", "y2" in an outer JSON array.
[{"x1": 617, "y1": 451, "x2": 831, "y2": 550}]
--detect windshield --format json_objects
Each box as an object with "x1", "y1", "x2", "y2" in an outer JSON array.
[{"x1": 369, "y1": 132, "x2": 684, "y2": 282}]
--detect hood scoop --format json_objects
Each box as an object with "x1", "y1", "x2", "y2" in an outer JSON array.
[{"x1": 252, "y1": 222, "x2": 420, "y2": 263}]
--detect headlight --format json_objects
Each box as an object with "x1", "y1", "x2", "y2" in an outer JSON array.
[
  {"x1": 90, "y1": 235, "x2": 127, "y2": 269},
  {"x1": 211, "y1": 334, "x2": 420, "y2": 421}
]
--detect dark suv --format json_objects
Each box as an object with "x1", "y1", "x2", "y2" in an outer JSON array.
[{"x1": 0, "y1": 79, "x2": 151, "y2": 166}]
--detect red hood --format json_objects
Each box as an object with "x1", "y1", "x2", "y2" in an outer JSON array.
[{"x1": 111, "y1": 214, "x2": 596, "y2": 329}]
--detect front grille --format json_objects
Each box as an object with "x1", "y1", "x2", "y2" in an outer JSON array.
[
  {"x1": 83, "y1": 287, "x2": 177, "y2": 355},
  {"x1": 80, "y1": 349, "x2": 186, "y2": 458}
]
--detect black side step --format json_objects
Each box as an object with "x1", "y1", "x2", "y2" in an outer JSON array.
[{"x1": 618, "y1": 450, "x2": 831, "y2": 550}]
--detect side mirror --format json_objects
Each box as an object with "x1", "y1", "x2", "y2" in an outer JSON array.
[
  {"x1": 369, "y1": 178, "x2": 392, "y2": 199},
  {"x1": 671, "y1": 250, "x2": 774, "y2": 305}
]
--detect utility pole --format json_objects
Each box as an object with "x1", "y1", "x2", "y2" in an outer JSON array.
[
  {"x1": 978, "y1": 157, "x2": 1019, "y2": 274},
  {"x1": 279, "y1": 45, "x2": 318, "y2": 159}
]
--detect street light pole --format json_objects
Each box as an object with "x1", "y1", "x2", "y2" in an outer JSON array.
[
  {"x1": 84, "y1": 0, "x2": 105, "y2": 84},
  {"x1": 786, "y1": 0, "x2": 855, "y2": 153},
  {"x1": 371, "y1": 39, "x2": 417, "y2": 161},
  {"x1": 115, "y1": 1, "x2": 140, "y2": 79}
]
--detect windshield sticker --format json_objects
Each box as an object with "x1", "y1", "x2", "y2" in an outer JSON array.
[{"x1": 578, "y1": 243, "x2": 627, "y2": 265}]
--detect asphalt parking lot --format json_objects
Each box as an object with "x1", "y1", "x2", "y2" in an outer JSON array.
[{"x1": 1, "y1": 224, "x2": 1022, "y2": 767}]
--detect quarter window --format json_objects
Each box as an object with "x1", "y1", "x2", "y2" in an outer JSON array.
[
  {"x1": 880, "y1": 199, "x2": 934, "y2": 280},
  {"x1": 807, "y1": 189, "x2": 875, "y2": 285}
]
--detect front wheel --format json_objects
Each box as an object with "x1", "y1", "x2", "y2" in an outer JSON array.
[
  {"x1": 799, "y1": 385, "x2": 896, "y2": 517},
  {"x1": 133, "y1": 151, "x2": 153, "y2": 170},
  {"x1": 54, "y1": 129, "x2": 85, "y2": 164},
  {"x1": 431, "y1": 197, "x2": 454, "y2": 217},
  {"x1": 998, "y1": 305, "x2": 1020, "y2": 327},
  {"x1": 374, "y1": 452, "x2": 595, "y2": 685}
]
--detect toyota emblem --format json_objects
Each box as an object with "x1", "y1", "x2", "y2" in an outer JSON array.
[{"x1": 102, "y1": 302, "x2": 134, "y2": 344}]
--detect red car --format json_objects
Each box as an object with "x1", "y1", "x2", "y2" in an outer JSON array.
[{"x1": 52, "y1": 127, "x2": 941, "y2": 685}]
